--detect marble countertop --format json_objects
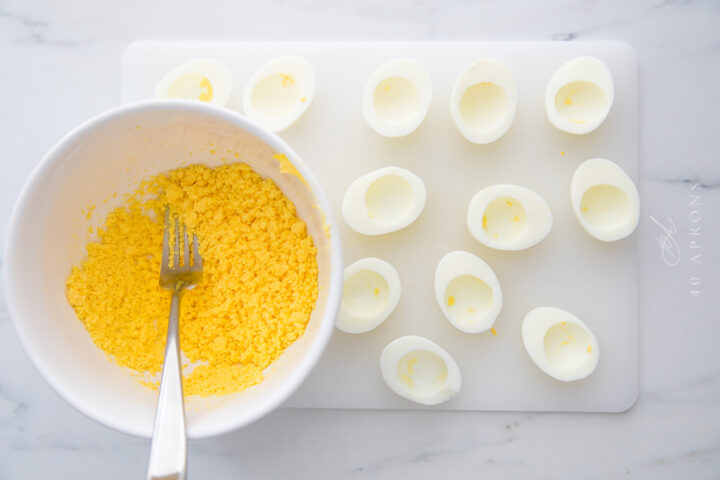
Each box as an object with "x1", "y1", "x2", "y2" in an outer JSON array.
[{"x1": 1, "y1": 0, "x2": 718, "y2": 478}]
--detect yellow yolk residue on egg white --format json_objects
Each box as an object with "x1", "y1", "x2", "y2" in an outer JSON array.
[
  {"x1": 407, "y1": 358, "x2": 418, "y2": 375},
  {"x1": 280, "y1": 73, "x2": 295, "y2": 86},
  {"x1": 198, "y1": 77, "x2": 213, "y2": 101},
  {"x1": 168, "y1": 74, "x2": 214, "y2": 102},
  {"x1": 66, "y1": 163, "x2": 318, "y2": 396}
]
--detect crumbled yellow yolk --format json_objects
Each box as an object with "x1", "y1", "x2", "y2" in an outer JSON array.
[
  {"x1": 66, "y1": 163, "x2": 318, "y2": 397},
  {"x1": 512, "y1": 215, "x2": 520, "y2": 222},
  {"x1": 482, "y1": 214, "x2": 488, "y2": 231},
  {"x1": 491, "y1": 327, "x2": 497, "y2": 336},
  {"x1": 582, "y1": 206, "x2": 589, "y2": 212},
  {"x1": 587, "y1": 345, "x2": 592, "y2": 354},
  {"x1": 561, "y1": 340, "x2": 569, "y2": 346},
  {"x1": 300, "y1": 97, "x2": 307, "y2": 102},
  {"x1": 506, "y1": 200, "x2": 513, "y2": 207},
  {"x1": 373, "y1": 287, "x2": 380, "y2": 297},
  {"x1": 561, "y1": 151, "x2": 565, "y2": 155},
  {"x1": 447, "y1": 295, "x2": 455, "y2": 306}
]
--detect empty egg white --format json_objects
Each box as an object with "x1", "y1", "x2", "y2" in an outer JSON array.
[
  {"x1": 571, "y1": 158, "x2": 639, "y2": 242},
  {"x1": 336, "y1": 258, "x2": 401, "y2": 334},
  {"x1": 342, "y1": 166, "x2": 427, "y2": 235},
  {"x1": 380, "y1": 335, "x2": 461, "y2": 405},
  {"x1": 450, "y1": 58, "x2": 518, "y2": 144},
  {"x1": 434, "y1": 251, "x2": 502, "y2": 334},
  {"x1": 154, "y1": 59, "x2": 233, "y2": 106},
  {"x1": 522, "y1": 306, "x2": 599, "y2": 382},
  {"x1": 467, "y1": 184, "x2": 552, "y2": 251},
  {"x1": 362, "y1": 58, "x2": 432, "y2": 137},
  {"x1": 545, "y1": 56, "x2": 614, "y2": 135},
  {"x1": 243, "y1": 56, "x2": 315, "y2": 132}
]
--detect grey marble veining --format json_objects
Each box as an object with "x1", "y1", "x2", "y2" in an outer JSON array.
[{"x1": 0, "y1": 0, "x2": 719, "y2": 478}]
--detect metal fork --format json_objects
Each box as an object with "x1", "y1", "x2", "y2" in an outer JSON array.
[{"x1": 147, "y1": 208, "x2": 203, "y2": 480}]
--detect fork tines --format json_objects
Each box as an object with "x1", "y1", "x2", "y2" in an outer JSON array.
[{"x1": 162, "y1": 207, "x2": 202, "y2": 271}]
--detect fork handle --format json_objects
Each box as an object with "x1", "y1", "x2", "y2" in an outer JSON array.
[{"x1": 148, "y1": 291, "x2": 187, "y2": 480}]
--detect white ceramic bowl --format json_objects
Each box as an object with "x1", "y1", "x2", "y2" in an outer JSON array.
[{"x1": 4, "y1": 100, "x2": 343, "y2": 439}]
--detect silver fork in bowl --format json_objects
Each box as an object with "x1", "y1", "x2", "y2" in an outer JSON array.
[{"x1": 147, "y1": 208, "x2": 203, "y2": 480}]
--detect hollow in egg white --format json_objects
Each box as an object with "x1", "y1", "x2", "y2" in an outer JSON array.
[
  {"x1": 362, "y1": 58, "x2": 432, "y2": 137},
  {"x1": 434, "y1": 251, "x2": 502, "y2": 334},
  {"x1": 545, "y1": 56, "x2": 614, "y2": 135},
  {"x1": 336, "y1": 258, "x2": 401, "y2": 334},
  {"x1": 571, "y1": 158, "x2": 639, "y2": 242},
  {"x1": 342, "y1": 166, "x2": 427, "y2": 235},
  {"x1": 243, "y1": 56, "x2": 315, "y2": 132},
  {"x1": 467, "y1": 184, "x2": 552, "y2": 251},
  {"x1": 450, "y1": 58, "x2": 518, "y2": 144},
  {"x1": 380, "y1": 335, "x2": 462, "y2": 405},
  {"x1": 154, "y1": 59, "x2": 234, "y2": 107},
  {"x1": 522, "y1": 306, "x2": 599, "y2": 382}
]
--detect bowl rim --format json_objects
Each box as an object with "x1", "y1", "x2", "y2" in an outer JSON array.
[{"x1": 3, "y1": 99, "x2": 343, "y2": 439}]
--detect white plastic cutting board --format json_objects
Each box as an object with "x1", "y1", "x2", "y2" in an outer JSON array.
[{"x1": 122, "y1": 41, "x2": 638, "y2": 412}]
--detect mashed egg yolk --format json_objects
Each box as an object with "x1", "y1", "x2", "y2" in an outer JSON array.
[{"x1": 66, "y1": 163, "x2": 319, "y2": 396}]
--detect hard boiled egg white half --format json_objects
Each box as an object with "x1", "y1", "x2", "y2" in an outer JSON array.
[
  {"x1": 450, "y1": 58, "x2": 518, "y2": 144},
  {"x1": 362, "y1": 58, "x2": 433, "y2": 137},
  {"x1": 571, "y1": 158, "x2": 639, "y2": 242},
  {"x1": 434, "y1": 251, "x2": 502, "y2": 334},
  {"x1": 380, "y1": 336, "x2": 462, "y2": 405},
  {"x1": 545, "y1": 56, "x2": 614, "y2": 135},
  {"x1": 154, "y1": 59, "x2": 234, "y2": 107},
  {"x1": 243, "y1": 56, "x2": 315, "y2": 132},
  {"x1": 522, "y1": 306, "x2": 599, "y2": 382},
  {"x1": 467, "y1": 184, "x2": 552, "y2": 251},
  {"x1": 342, "y1": 166, "x2": 427, "y2": 235},
  {"x1": 336, "y1": 258, "x2": 401, "y2": 334}
]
